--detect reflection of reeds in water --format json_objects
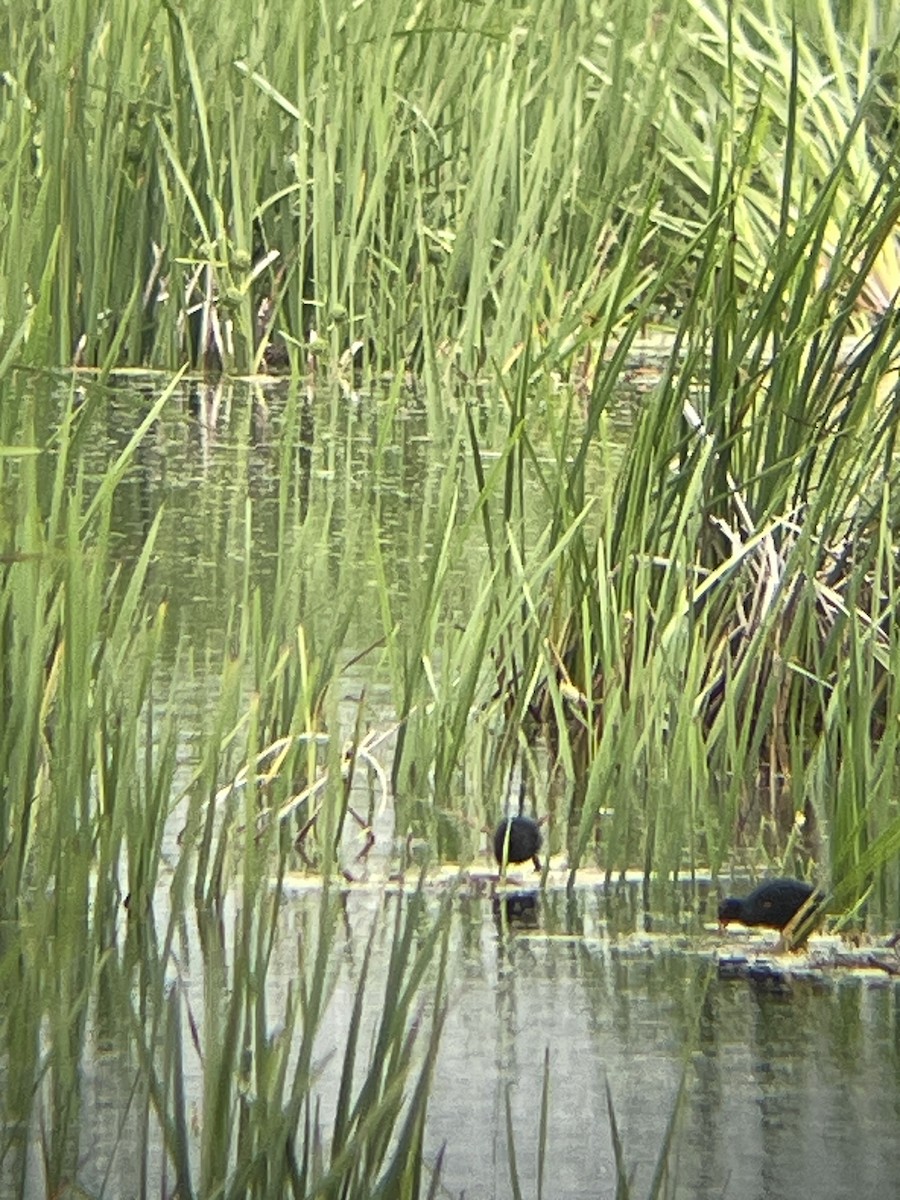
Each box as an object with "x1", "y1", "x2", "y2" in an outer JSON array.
[{"x1": 504, "y1": 1047, "x2": 685, "y2": 1200}]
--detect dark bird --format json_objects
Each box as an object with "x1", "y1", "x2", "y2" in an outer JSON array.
[
  {"x1": 493, "y1": 815, "x2": 542, "y2": 871},
  {"x1": 718, "y1": 878, "x2": 821, "y2": 931}
]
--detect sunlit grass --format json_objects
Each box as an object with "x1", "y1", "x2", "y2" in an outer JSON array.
[
  {"x1": 513, "y1": 61, "x2": 900, "y2": 908},
  {"x1": 9, "y1": 0, "x2": 893, "y2": 379}
]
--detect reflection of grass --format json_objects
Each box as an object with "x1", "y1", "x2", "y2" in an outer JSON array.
[
  {"x1": 504, "y1": 1051, "x2": 686, "y2": 1200},
  {"x1": 138, "y1": 883, "x2": 453, "y2": 1200}
]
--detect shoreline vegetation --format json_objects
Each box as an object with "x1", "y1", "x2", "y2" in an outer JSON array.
[
  {"x1": 1, "y1": 1, "x2": 897, "y2": 378},
  {"x1": 2, "y1": 1, "x2": 900, "y2": 1196}
]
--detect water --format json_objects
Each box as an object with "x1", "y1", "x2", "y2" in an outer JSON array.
[
  {"x1": 59, "y1": 374, "x2": 626, "y2": 669},
  {"x1": 431, "y1": 889, "x2": 899, "y2": 1200},
  {"x1": 66, "y1": 882, "x2": 899, "y2": 1200}
]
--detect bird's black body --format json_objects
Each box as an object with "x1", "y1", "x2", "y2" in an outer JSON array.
[
  {"x1": 718, "y1": 878, "x2": 820, "y2": 930},
  {"x1": 493, "y1": 816, "x2": 542, "y2": 870}
]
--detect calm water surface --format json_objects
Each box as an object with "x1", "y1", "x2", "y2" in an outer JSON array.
[
  {"x1": 62, "y1": 374, "x2": 620, "y2": 666},
  {"x1": 71, "y1": 883, "x2": 899, "y2": 1200}
]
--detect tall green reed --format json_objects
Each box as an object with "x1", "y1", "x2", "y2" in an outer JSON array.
[
  {"x1": 0, "y1": 0, "x2": 722, "y2": 376},
  {"x1": 520, "y1": 42, "x2": 900, "y2": 911},
  {"x1": 0, "y1": 365, "x2": 469, "y2": 1195}
]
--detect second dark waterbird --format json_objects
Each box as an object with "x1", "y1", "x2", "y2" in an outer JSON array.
[
  {"x1": 493, "y1": 815, "x2": 542, "y2": 871},
  {"x1": 718, "y1": 878, "x2": 821, "y2": 931}
]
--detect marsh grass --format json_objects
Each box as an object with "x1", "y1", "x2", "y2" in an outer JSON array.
[
  {"x1": 0, "y1": 0, "x2": 822, "y2": 378},
  {"x1": 2, "y1": 1, "x2": 897, "y2": 377},
  {"x1": 500, "y1": 46, "x2": 900, "y2": 906},
  {"x1": 0, "y1": 366, "x2": 461, "y2": 1195},
  {"x1": 3, "y1": 0, "x2": 900, "y2": 1195}
]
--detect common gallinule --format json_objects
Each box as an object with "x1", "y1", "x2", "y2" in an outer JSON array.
[
  {"x1": 718, "y1": 878, "x2": 821, "y2": 930},
  {"x1": 493, "y1": 815, "x2": 542, "y2": 871}
]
